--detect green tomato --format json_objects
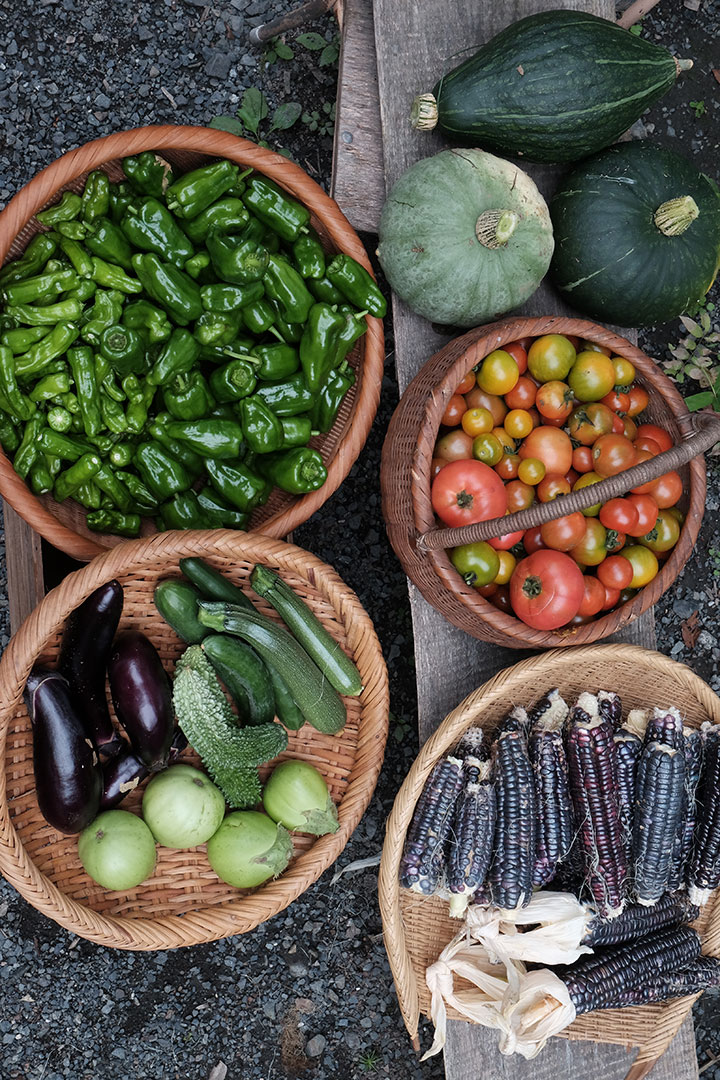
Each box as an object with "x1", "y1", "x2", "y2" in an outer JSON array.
[
  {"x1": 450, "y1": 541, "x2": 500, "y2": 588},
  {"x1": 527, "y1": 334, "x2": 576, "y2": 383},
  {"x1": 639, "y1": 509, "x2": 681, "y2": 553},
  {"x1": 472, "y1": 432, "x2": 503, "y2": 466}
]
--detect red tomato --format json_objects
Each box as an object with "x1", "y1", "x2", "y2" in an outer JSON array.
[
  {"x1": 504, "y1": 376, "x2": 537, "y2": 410},
  {"x1": 633, "y1": 436, "x2": 662, "y2": 456},
  {"x1": 626, "y1": 493, "x2": 659, "y2": 537},
  {"x1": 523, "y1": 526, "x2": 547, "y2": 554},
  {"x1": 505, "y1": 479, "x2": 535, "y2": 513},
  {"x1": 441, "y1": 394, "x2": 467, "y2": 427},
  {"x1": 431, "y1": 460, "x2": 507, "y2": 527},
  {"x1": 578, "y1": 575, "x2": 606, "y2": 617},
  {"x1": 592, "y1": 434, "x2": 637, "y2": 478},
  {"x1": 627, "y1": 385, "x2": 650, "y2": 417},
  {"x1": 495, "y1": 453, "x2": 521, "y2": 481},
  {"x1": 519, "y1": 426, "x2": 573, "y2": 475},
  {"x1": 611, "y1": 413, "x2": 625, "y2": 434},
  {"x1": 435, "y1": 429, "x2": 474, "y2": 462},
  {"x1": 456, "y1": 370, "x2": 476, "y2": 396},
  {"x1": 572, "y1": 446, "x2": 594, "y2": 474},
  {"x1": 604, "y1": 529, "x2": 626, "y2": 553},
  {"x1": 509, "y1": 550, "x2": 585, "y2": 629},
  {"x1": 503, "y1": 341, "x2": 529, "y2": 375},
  {"x1": 601, "y1": 584, "x2": 621, "y2": 610},
  {"x1": 635, "y1": 424, "x2": 673, "y2": 452},
  {"x1": 598, "y1": 555, "x2": 634, "y2": 590},
  {"x1": 565, "y1": 468, "x2": 579, "y2": 487},
  {"x1": 464, "y1": 388, "x2": 507, "y2": 426},
  {"x1": 537, "y1": 473, "x2": 571, "y2": 503},
  {"x1": 645, "y1": 471, "x2": 683, "y2": 508},
  {"x1": 623, "y1": 417, "x2": 638, "y2": 441},
  {"x1": 599, "y1": 498, "x2": 639, "y2": 534},
  {"x1": 489, "y1": 528, "x2": 525, "y2": 551},
  {"x1": 535, "y1": 381, "x2": 574, "y2": 422},
  {"x1": 541, "y1": 512, "x2": 587, "y2": 552},
  {"x1": 601, "y1": 389, "x2": 630, "y2": 414}
]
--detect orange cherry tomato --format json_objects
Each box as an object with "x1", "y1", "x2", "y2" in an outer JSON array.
[
  {"x1": 535, "y1": 380, "x2": 574, "y2": 422},
  {"x1": 634, "y1": 436, "x2": 662, "y2": 456},
  {"x1": 635, "y1": 424, "x2": 673, "y2": 452},
  {"x1": 504, "y1": 409, "x2": 534, "y2": 440},
  {"x1": 573, "y1": 471, "x2": 604, "y2": 516},
  {"x1": 605, "y1": 529, "x2": 626, "y2": 554},
  {"x1": 523, "y1": 526, "x2": 547, "y2": 554},
  {"x1": 495, "y1": 453, "x2": 521, "y2": 481},
  {"x1": 592, "y1": 434, "x2": 636, "y2": 478},
  {"x1": 462, "y1": 406, "x2": 494, "y2": 437},
  {"x1": 505, "y1": 479, "x2": 535, "y2": 513},
  {"x1": 578, "y1": 575, "x2": 606, "y2": 617},
  {"x1": 456, "y1": 370, "x2": 477, "y2": 395},
  {"x1": 537, "y1": 473, "x2": 571, "y2": 503},
  {"x1": 441, "y1": 394, "x2": 467, "y2": 427},
  {"x1": 601, "y1": 583, "x2": 621, "y2": 610},
  {"x1": 431, "y1": 457, "x2": 448, "y2": 479},
  {"x1": 504, "y1": 375, "x2": 537, "y2": 410},
  {"x1": 472, "y1": 432, "x2": 504, "y2": 466},
  {"x1": 627, "y1": 493, "x2": 659, "y2": 537},
  {"x1": 599, "y1": 498, "x2": 639, "y2": 534},
  {"x1": 519, "y1": 426, "x2": 573, "y2": 475},
  {"x1": 494, "y1": 549, "x2": 517, "y2": 584},
  {"x1": 477, "y1": 350, "x2": 520, "y2": 396},
  {"x1": 541, "y1": 512, "x2": 587, "y2": 552},
  {"x1": 567, "y1": 402, "x2": 615, "y2": 445},
  {"x1": 612, "y1": 356, "x2": 636, "y2": 386},
  {"x1": 598, "y1": 555, "x2": 634, "y2": 590},
  {"x1": 465, "y1": 388, "x2": 507, "y2": 426},
  {"x1": 572, "y1": 446, "x2": 594, "y2": 473},
  {"x1": 517, "y1": 457, "x2": 546, "y2": 485},
  {"x1": 627, "y1": 385, "x2": 650, "y2": 417},
  {"x1": 622, "y1": 417, "x2": 638, "y2": 441},
  {"x1": 644, "y1": 471, "x2": 683, "y2": 508},
  {"x1": 435, "y1": 429, "x2": 474, "y2": 461},
  {"x1": 503, "y1": 341, "x2": 528, "y2": 375}
]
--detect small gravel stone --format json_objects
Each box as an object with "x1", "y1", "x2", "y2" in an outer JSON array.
[{"x1": 305, "y1": 1034, "x2": 326, "y2": 1057}]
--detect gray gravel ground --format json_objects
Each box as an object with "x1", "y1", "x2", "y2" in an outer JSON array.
[{"x1": 0, "y1": 0, "x2": 719, "y2": 1077}]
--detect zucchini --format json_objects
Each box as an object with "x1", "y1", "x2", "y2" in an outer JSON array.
[
  {"x1": 154, "y1": 579, "x2": 207, "y2": 644},
  {"x1": 202, "y1": 633, "x2": 276, "y2": 727},
  {"x1": 179, "y1": 557, "x2": 254, "y2": 609},
  {"x1": 197, "y1": 602, "x2": 346, "y2": 735},
  {"x1": 268, "y1": 667, "x2": 305, "y2": 732}
]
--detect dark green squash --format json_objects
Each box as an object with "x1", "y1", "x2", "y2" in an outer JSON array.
[
  {"x1": 549, "y1": 143, "x2": 720, "y2": 328},
  {"x1": 411, "y1": 10, "x2": 692, "y2": 165}
]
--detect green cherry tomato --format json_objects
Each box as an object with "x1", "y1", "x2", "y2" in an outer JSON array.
[
  {"x1": 567, "y1": 350, "x2": 616, "y2": 403},
  {"x1": 450, "y1": 541, "x2": 501, "y2": 588},
  {"x1": 619, "y1": 544, "x2": 659, "y2": 588},
  {"x1": 472, "y1": 432, "x2": 503, "y2": 466},
  {"x1": 569, "y1": 517, "x2": 608, "y2": 567},
  {"x1": 639, "y1": 508, "x2": 681, "y2": 553},
  {"x1": 527, "y1": 334, "x2": 577, "y2": 383}
]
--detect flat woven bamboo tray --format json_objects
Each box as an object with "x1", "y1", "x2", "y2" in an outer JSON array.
[
  {"x1": 0, "y1": 125, "x2": 385, "y2": 562},
  {"x1": 381, "y1": 316, "x2": 719, "y2": 649},
  {"x1": 0, "y1": 529, "x2": 389, "y2": 950},
  {"x1": 379, "y1": 644, "x2": 720, "y2": 1070}
]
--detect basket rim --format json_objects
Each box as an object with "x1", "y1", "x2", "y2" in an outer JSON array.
[
  {"x1": 378, "y1": 642, "x2": 720, "y2": 1046},
  {"x1": 381, "y1": 315, "x2": 706, "y2": 649},
  {"x1": 0, "y1": 124, "x2": 385, "y2": 562},
  {"x1": 0, "y1": 528, "x2": 390, "y2": 950}
]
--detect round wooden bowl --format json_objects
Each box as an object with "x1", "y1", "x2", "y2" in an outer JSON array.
[
  {"x1": 0, "y1": 125, "x2": 385, "y2": 562},
  {"x1": 378, "y1": 643, "x2": 720, "y2": 1068},
  {"x1": 0, "y1": 530, "x2": 389, "y2": 950},
  {"x1": 381, "y1": 316, "x2": 717, "y2": 649}
]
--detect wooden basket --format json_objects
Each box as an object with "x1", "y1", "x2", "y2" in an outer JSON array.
[
  {"x1": 378, "y1": 643, "x2": 720, "y2": 1072},
  {"x1": 0, "y1": 125, "x2": 385, "y2": 562},
  {"x1": 0, "y1": 529, "x2": 389, "y2": 950},
  {"x1": 381, "y1": 316, "x2": 720, "y2": 649}
]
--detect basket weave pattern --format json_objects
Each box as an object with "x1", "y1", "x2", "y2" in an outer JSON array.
[
  {"x1": 378, "y1": 644, "x2": 720, "y2": 1066},
  {"x1": 0, "y1": 125, "x2": 385, "y2": 562},
  {"x1": 0, "y1": 530, "x2": 389, "y2": 950},
  {"x1": 381, "y1": 316, "x2": 706, "y2": 649}
]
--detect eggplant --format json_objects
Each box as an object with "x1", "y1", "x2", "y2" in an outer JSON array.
[
  {"x1": 100, "y1": 729, "x2": 188, "y2": 809},
  {"x1": 24, "y1": 669, "x2": 102, "y2": 834},
  {"x1": 58, "y1": 580, "x2": 124, "y2": 756},
  {"x1": 107, "y1": 630, "x2": 175, "y2": 770}
]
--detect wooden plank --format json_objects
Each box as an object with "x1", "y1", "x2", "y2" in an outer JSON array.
[
  {"x1": 331, "y1": 0, "x2": 386, "y2": 233},
  {"x1": 3, "y1": 501, "x2": 44, "y2": 634}
]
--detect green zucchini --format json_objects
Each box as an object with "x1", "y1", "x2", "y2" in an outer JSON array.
[
  {"x1": 250, "y1": 564, "x2": 363, "y2": 696},
  {"x1": 179, "y1": 556, "x2": 254, "y2": 608},
  {"x1": 267, "y1": 667, "x2": 305, "y2": 732},
  {"x1": 197, "y1": 602, "x2": 346, "y2": 735},
  {"x1": 202, "y1": 633, "x2": 276, "y2": 727},
  {"x1": 411, "y1": 10, "x2": 692, "y2": 164},
  {"x1": 154, "y1": 579, "x2": 207, "y2": 644}
]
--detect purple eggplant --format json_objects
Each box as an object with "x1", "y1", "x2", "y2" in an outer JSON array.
[
  {"x1": 24, "y1": 669, "x2": 102, "y2": 834},
  {"x1": 107, "y1": 630, "x2": 175, "y2": 770},
  {"x1": 100, "y1": 729, "x2": 188, "y2": 809},
  {"x1": 58, "y1": 580, "x2": 124, "y2": 757}
]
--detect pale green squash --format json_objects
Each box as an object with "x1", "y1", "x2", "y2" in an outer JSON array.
[{"x1": 377, "y1": 148, "x2": 554, "y2": 327}]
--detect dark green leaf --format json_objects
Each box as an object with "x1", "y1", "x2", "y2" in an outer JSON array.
[
  {"x1": 268, "y1": 101, "x2": 302, "y2": 132},
  {"x1": 319, "y1": 43, "x2": 339, "y2": 67},
  {"x1": 685, "y1": 391, "x2": 715, "y2": 412},
  {"x1": 237, "y1": 87, "x2": 269, "y2": 135},
  {"x1": 210, "y1": 116, "x2": 246, "y2": 136},
  {"x1": 297, "y1": 32, "x2": 326, "y2": 50},
  {"x1": 275, "y1": 42, "x2": 294, "y2": 59}
]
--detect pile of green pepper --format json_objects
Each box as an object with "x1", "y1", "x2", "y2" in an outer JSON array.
[{"x1": 0, "y1": 152, "x2": 386, "y2": 538}]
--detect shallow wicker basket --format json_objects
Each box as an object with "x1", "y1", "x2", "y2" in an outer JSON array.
[
  {"x1": 0, "y1": 125, "x2": 385, "y2": 562},
  {"x1": 378, "y1": 643, "x2": 720, "y2": 1072},
  {"x1": 381, "y1": 316, "x2": 720, "y2": 649},
  {"x1": 0, "y1": 529, "x2": 389, "y2": 950}
]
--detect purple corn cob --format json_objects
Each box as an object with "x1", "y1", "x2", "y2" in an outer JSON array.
[
  {"x1": 528, "y1": 690, "x2": 573, "y2": 887},
  {"x1": 446, "y1": 758, "x2": 496, "y2": 917},
  {"x1": 667, "y1": 727, "x2": 703, "y2": 892},
  {"x1": 455, "y1": 725, "x2": 486, "y2": 761},
  {"x1": 632, "y1": 740, "x2": 686, "y2": 906},
  {"x1": 566, "y1": 692, "x2": 627, "y2": 917},
  {"x1": 688, "y1": 724, "x2": 720, "y2": 906},
  {"x1": 399, "y1": 755, "x2": 464, "y2": 895},
  {"x1": 489, "y1": 709, "x2": 536, "y2": 910},
  {"x1": 598, "y1": 690, "x2": 623, "y2": 732},
  {"x1": 582, "y1": 892, "x2": 699, "y2": 949},
  {"x1": 605, "y1": 956, "x2": 720, "y2": 1007},
  {"x1": 644, "y1": 706, "x2": 684, "y2": 750},
  {"x1": 614, "y1": 709, "x2": 648, "y2": 862}
]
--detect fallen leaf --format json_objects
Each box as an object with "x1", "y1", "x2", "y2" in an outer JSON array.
[
  {"x1": 208, "y1": 1065, "x2": 227, "y2": 1080},
  {"x1": 713, "y1": 69, "x2": 720, "y2": 84},
  {"x1": 681, "y1": 611, "x2": 700, "y2": 649},
  {"x1": 517, "y1": 64, "x2": 525, "y2": 75}
]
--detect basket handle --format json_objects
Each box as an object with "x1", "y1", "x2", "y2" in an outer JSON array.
[{"x1": 416, "y1": 410, "x2": 720, "y2": 551}]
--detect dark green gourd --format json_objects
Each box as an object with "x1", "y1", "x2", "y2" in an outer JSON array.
[
  {"x1": 411, "y1": 10, "x2": 692, "y2": 165},
  {"x1": 549, "y1": 143, "x2": 720, "y2": 328}
]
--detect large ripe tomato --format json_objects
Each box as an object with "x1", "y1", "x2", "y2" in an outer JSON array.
[
  {"x1": 435, "y1": 429, "x2": 474, "y2": 462},
  {"x1": 503, "y1": 341, "x2": 528, "y2": 374},
  {"x1": 462, "y1": 406, "x2": 494, "y2": 437},
  {"x1": 567, "y1": 402, "x2": 615, "y2": 445},
  {"x1": 592, "y1": 434, "x2": 637, "y2": 478},
  {"x1": 519, "y1": 426, "x2": 573, "y2": 475},
  {"x1": 597, "y1": 555, "x2": 634, "y2": 590},
  {"x1": 527, "y1": 335, "x2": 577, "y2": 383},
  {"x1": 599, "y1": 498, "x2": 639, "y2": 534},
  {"x1": 431, "y1": 460, "x2": 507, "y2": 526},
  {"x1": 541, "y1": 512, "x2": 587, "y2": 552},
  {"x1": 578, "y1": 575, "x2": 606, "y2": 617},
  {"x1": 450, "y1": 542, "x2": 500, "y2": 588},
  {"x1": 568, "y1": 351, "x2": 616, "y2": 402},
  {"x1": 465, "y1": 387, "x2": 507, "y2": 426},
  {"x1": 626, "y1": 493, "x2": 659, "y2": 537},
  {"x1": 504, "y1": 375, "x2": 537, "y2": 410},
  {"x1": 509, "y1": 550, "x2": 585, "y2": 629},
  {"x1": 635, "y1": 423, "x2": 673, "y2": 453},
  {"x1": 477, "y1": 350, "x2": 520, "y2": 395},
  {"x1": 639, "y1": 508, "x2": 681, "y2": 553},
  {"x1": 570, "y1": 517, "x2": 608, "y2": 567},
  {"x1": 441, "y1": 394, "x2": 467, "y2": 427},
  {"x1": 619, "y1": 545, "x2": 659, "y2": 588},
  {"x1": 536, "y1": 380, "x2": 574, "y2": 422}
]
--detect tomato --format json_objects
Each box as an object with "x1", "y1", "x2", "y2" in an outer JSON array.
[
  {"x1": 435, "y1": 429, "x2": 474, "y2": 462},
  {"x1": 505, "y1": 479, "x2": 535, "y2": 513},
  {"x1": 620, "y1": 545, "x2": 659, "y2": 587},
  {"x1": 598, "y1": 556, "x2": 634, "y2": 590},
  {"x1": 494, "y1": 550, "x2": 516, "y2": 585},
  {"x1": 612, "y1": 356, "x2": 636, "y2": 386},
  {"x1": 441, "y1": 394, "x2": 466, "y2": 427},
  {"x1": 642, "y1": 471, "x2": 683, "y2": 508},
  {"x1": 619, "y1": 587, "x2": 639, "y2": 604},
  {"x1": 537, "y1": 473, "x2": 571, "y2": 503},
  {"x1": 517, "y1": 457, "x2": 546, "y2": 485},
  {"x1": 489, "y1": 527, "x2": 525, "y2": 551},
  {"x1": 572, "y1": 471, "x2": 604, "y2": 516},
  {"x1": 527, "y1": 335, "x2": 577, "y2": 383},
  {"x1": 492, "y1": 427, "x2": 517, "y2": 457},
  {"x1": 622, "y1": 417, "x2": 638, "y2": 441},
  {"x1": 465, "y1": 388, "x2": 507, "y2": 425},
  {"x1": 509, "y1": 550, "x2": 585, "y2": 629},
  {"x1": 567, "y1": 402, "x2": 615, "y2": 445},
  {"x1": 639, "y1": 508, "x2": 681, "y2": 553},
  {"x1": 634, "y1": 436, "x2": 662, "y2": 456},
  {"x1": 456, "y1": 370, "x2": 477, "y2": 395},
  {"x1": 430, "y1": 457, "x2": 448, "y2": 479},
  {"x1": 535, "y1": 380, "x2": 574, "y2": 422},
  {"x1": 592, "y1": 434, "x2": 636, "y2": 478},
  {"x1": 478, "y1": 583, "x2": 497, "y2": 599},
  {"x1": 667, "y1": 506, "x2": 684, "y2": 524},
  {"x1": 450, "y1": 542, "x2": 500, "y2": 588},
  {"x1": 565, "y1": 468, "x2": 579, "y2": 487},
  {"x1": 599, "y1": 498, "x2": 639, "y2": 534},
  {"x1": 610, "y1": 413, "x2": 625, "y2": 434},
  {"x1": 472, "y1": 432, "x2": 503, "y2": 466},
  {"x1": 601, "y1": 584, "x2": 621, "y2": 610},
  {"x1": 572, "y1": 446, "x2": 594, "y2": 473},
  {"x1": 477, "y1": 350, "x2": 520, "y2": 395},
  {"x1": 504, "y1": 375, "x2": 537, "y2": 410},
  {"x1": 541, "y1": 511, "x2": 587, "y2": 552},
  {"x1": 519, "y1": 426, "x2": 573, "y2": 475},
  {"x1": 495, "y1": 454, "x2": 521, "y2": 480},
  {"x1": 580, "y1": 340, "x2": 612, "y2": 357},
  {"x1": 462, "y1": 406, "x2": 494, "y2": 437},
  {"x1": 626, "y1": 493, "x2": 659, "y2": 537},
  {"x1": 570, "y1": 517, "x2": 608, "y2": 567},
  {"x1": 504, "y1": 409, "x2": 534, "y2": 440},
  {"x1": 431, "y1": 459, "x2": 507, "y2": 527},
  {"x1": 527, "y1": 407, "x2": 542, "y2": 429},
  {"x1": 601, "y1": 389, "x2": 630, "y2": 414},
  {"x1": 569, "y1": 611, "x2": 594, "y2": 627},
  {"x1": 503, "y1": 341, "x2": 528, "y2": 375},
  {"x1": 489, "y1": 584, "x2": 512, "y2": 613},
  {"x1": 627, "y1": 385, "x2": 650, "y2": 417},
  {"x1": 635, "y1": 424, "x2": 673, "y2": 453},
  {"x1": 604, "y1": 529, "x2": 626, "y2": 553},
  {"x1": 523, "y1": 526, "x2": 547, "y2": 554},
  {"x1": 578, "y1": 575, "x2": 606, "y2": 617},
  {"x1": 568, "y1": 351, "x2": 616, "y2": 402}
]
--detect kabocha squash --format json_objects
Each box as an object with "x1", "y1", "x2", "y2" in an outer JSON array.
[
  {"x1": 377, "y1": 149, "x2": 553, "y2": 328},
  {"x1": 411, "y1": 9, "x2": 692, "y2": 165},
  {"x1": 549, "y1": 143, "x2": 720, "y2": 327}
]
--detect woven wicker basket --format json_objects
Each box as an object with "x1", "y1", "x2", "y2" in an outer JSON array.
[
  {"x1": 381, "y1": 316, "x2": 720, "y2": 649},
  {"x1": 0, "y1": 529, "x2": 389, "y2": 950},
  {"x1": 0, "y1": 125, "x2": 385, "y2": 562},
  {"x1": 378, "y1": 643, "x2": 720, "y2": 1072}
]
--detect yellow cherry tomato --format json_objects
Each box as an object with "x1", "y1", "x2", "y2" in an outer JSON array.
[
  {"x1": 620, "y1": 545, "x2": 659, "y2": 587},
  {"x1": 504, "y1": 408, "x2": 534, "y2": 440},
  {"x1": 461, "y1": 406, "x2": 494, "y2": 437},
  {"x1": 517, "y1": 457, "x2": 546, "y2": 485},
  {"x1": 477, "y1": 350, "x2": 520, "y2": 396},
  {"x1": 612, "y1": 355, "x2": 636, "y2": 387},
  {"x1": 494, "y1": 549, "x2": 516, "y2": 585}
]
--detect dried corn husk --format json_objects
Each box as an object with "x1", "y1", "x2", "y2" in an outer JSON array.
[{"x1": 466, "y1": 890, "x2": 593, "y2": 965}]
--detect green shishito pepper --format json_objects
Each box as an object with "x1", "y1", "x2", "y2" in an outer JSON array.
[
  {"x1": 55, "y1": 220, "x2": 87, "y2": 241},
  {"x1": 209, "y1": 358, "x2": 257, "y2": 402},
  {"x1": 147, "y1": 328, "x2": 200, "y2": 386},
  {"x1": 80, "y1": 288, "x2": 124, "y2": 344},
  {"x1": 135, "y1": 441, "x2": 192, "y2": 500},
  {"x1": 204, "y1": 458, "x2": 269, "y2": 512},
  {"x1": 2, "y1": 326, "x2": 50, "y2": 354},
  {"x1": 91, "y1": 256, "x2": 142, "y2": 295},
  {"x1": 258, "y1": 447, "x2": 327, "y2": 494},
  {"x1": 116, "y1": 470, "x2": 160, "y2": 513},
  {"x1": 197, "y1": 486, "x2": 249, "y2": 528},
  {"x1": 255, "y1": 372, "x2": 315, "y2": 416},
  {"x1": 120, "y1": 198, "x2": 195, "y2": 268},
  {"x1": 13, "y1": 416, "x2": 43, "y2": 478},
  {"x1": 299, "y1": 302, "x2": 346, "y2": 391},
  {"x1": 313, "y1": 360, "x2": 356, "y2": 433},
  {"x1": 108, "y1": 181, "x2": 134, "y2": 225},
  {"x1": 182, "y1": 198, "x2": 249, "y2": 243},
  {"x1": 148, "y1": 416, "x2": 204, "y2": 477},
  {"x1": 132, "y1": 253, "x2": 203, "y2": 325},
  {"x1": 0, "y1": 346, "x2": 34, "y2": 421},
  {"x1": 242, "y1": 176, "x2": 310, "y2": 242},
  {"x1": 241, "y1": 298, "x2": 277, "y2": 336},
  {"x1": 5, "y1": 299, "x2": 82, "y2": 326},
  {"x1": 200, "y1": 281, "x2": 264, "y2": 313},
  {"x1": 165, "y1": 419, "x2": 244, "y2": 459},
  {"x1": 84, "y1": 217, "x2": 134, "y2": 271},
  {"x1": 28, "y1": 457, "x2": 53, "y2": 495},
  {"x1": 0, "y1": 235, "x2": 58, "y2": 287},
  {"x1": 158, "y1": 490, "x2": 210, "y2": 531},
  {"x1": 47, "y1": 405, "x2": 72, "y2": 433},
  {"x1": 2, "y1": 268, "x2": 77, "y2": 306},
  {"x1": 206, "y1": 232, "x2": 269, "y2": 285},
  {"x1": 35, "y1": 192, "x2": 82, "y2": 227},
  {"x1": 122, "y1": 152, "x2": 174, "y2": 198},
  {"x1": 15, "y1": 323, "x2": 80, "y2": 379},
  {"x1": 163, "y1": 370, "x2": 214, "y2": 421},
  {"x1": 38, "y1": 427, "x2": 93, "y2": 461},
  {"x1": 184, "y1": 252, "x2": 211, "y2": 280},
  {"x1": 254, "y1": 343, "x2": 299, "y2": 382},
  {"x1": 280, "y1": 415, "x2": 313, "y2": 448},
  {"x1": 166, "y1": 160, "x2": 240, "y2": 220},
  {"x1": 99, "y1": 325, "x2": 146, "y2": 376},
  {"x1": 81, "y1": 171, "x2": 110, "y2": 224},
  {"x1": 123, "y1": 376, "x2": 156, "y2": 434},
  {"x1": 239, "y1": 396, "x2": 283, "y2": 454},
  {"x1": 54, "y1": 452, "x2": 103, "y2": 502},
  {"x1": 309, "y1": 274, "x2": 344, "y2": 305},
  {"x1": 335, "y1": 307, "x2": 368, "y2": 364},
  {"x1": 122, "y1": 299, "x2": 172, "y2": 344},
  {"x1": 87, "y1": 508, "x2": 142, "y2": 537},
  {"x1": 326, "y1": 253, "x2": 387, "y2": 318},
  {"x1": 292, "y1": 231, "x2": 326, "y2": 279},
  {"x1": 263, "y1": 254, "x2": 314, "y2": 324},
  {"x1": 66, "y1": 279, "x2": 97, "y2": 305},
  {"x1": 58, "y1": 235, "x2": 94, "y2": 278}
]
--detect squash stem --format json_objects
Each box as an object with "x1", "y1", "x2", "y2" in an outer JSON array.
[
  {"x1": 654, "y1": 195, "x2": 699, "y2": 236},
  {"x1": 410, "y1": 93, "x2": 439, "y2": 131},
  {"x1": 475, "y1": 209, "x2": 520, "y2": 249},
  {"x1": 674, "y1": 57, "x2": 694, "y2": 74}
]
